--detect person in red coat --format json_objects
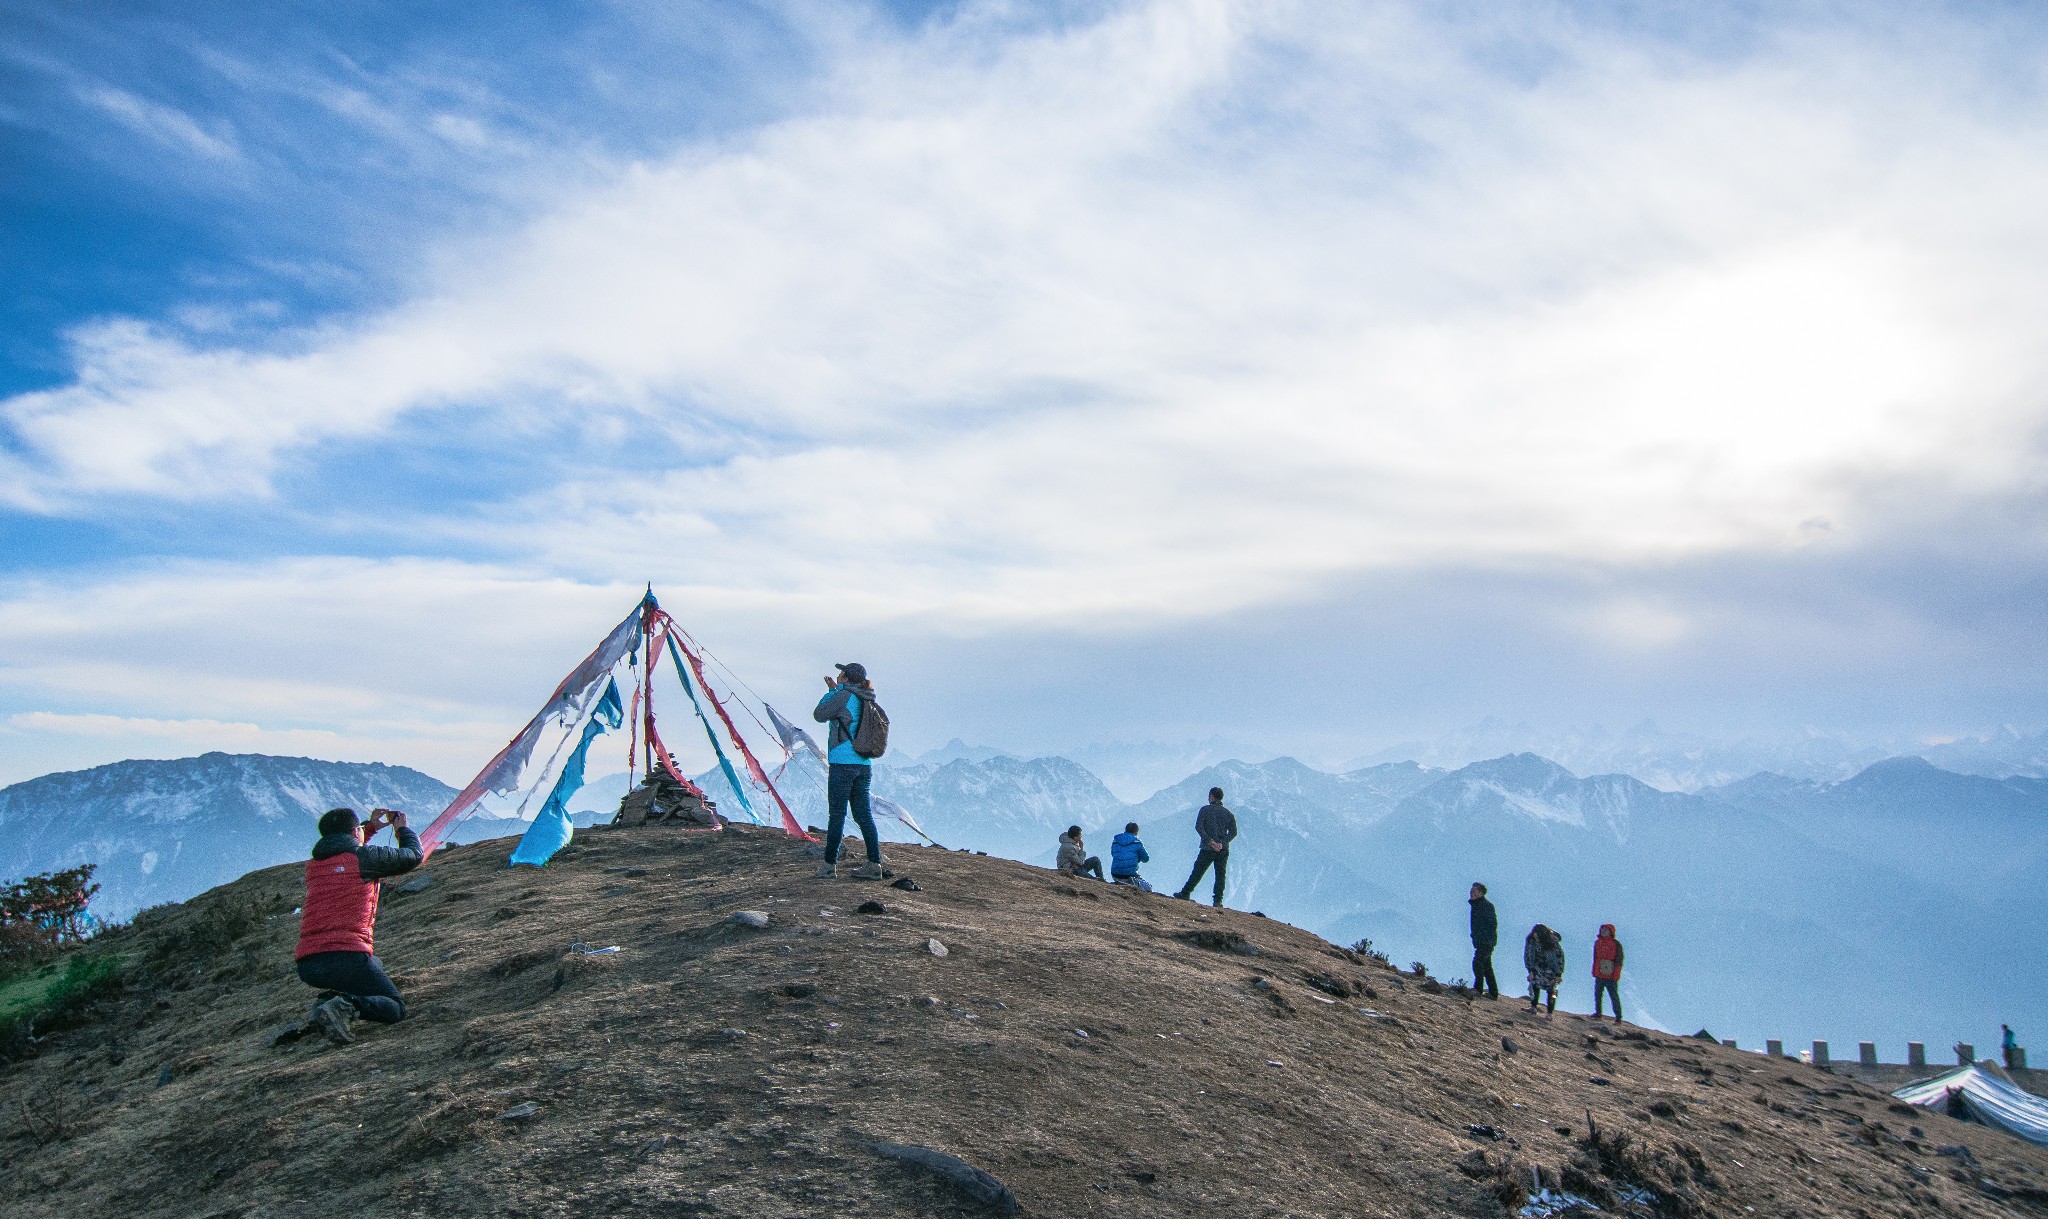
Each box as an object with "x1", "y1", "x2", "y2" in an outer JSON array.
[
  {"x1": 294, "y1": 807, "x2": 422, "y2": 1044},
  {"x1": 1592, "y1": 923, "x2": 1625, "y2": 1023}
]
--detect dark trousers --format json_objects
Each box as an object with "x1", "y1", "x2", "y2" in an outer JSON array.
[
  {"x1": 1594, "y1": 978, "x2": 1621, "y2": 1019},
  {"x1": 825, "y1": 763, "x2": 880, "y2": 866},
  {"x1": 1069, "y1": 857, "x2": 1105, "y2": 880},
  {"x1": 1177, "y1": 847, "x2": 1228, "y2": 904},
  {"x1": 1472, "y1": 947, "x2": 1499, "y2": 997},
  {"x1": 297, "y1": 950, "x2": 405, "y2": 1023}
]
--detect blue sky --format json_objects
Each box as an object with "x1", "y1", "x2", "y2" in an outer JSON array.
[{"x1": 4, "y1": 0, "x2": 2048, "y2": 786}]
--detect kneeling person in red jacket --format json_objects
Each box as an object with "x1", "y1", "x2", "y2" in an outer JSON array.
[{"x1": 295, "y1": 806, "x2": 422, "y2": 1044}]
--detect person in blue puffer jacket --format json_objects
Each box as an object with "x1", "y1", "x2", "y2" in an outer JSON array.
[{"x1": 1110, "y1": 822, "x2": 1152, "y2": 892}]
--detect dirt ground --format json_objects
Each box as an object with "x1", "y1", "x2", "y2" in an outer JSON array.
[{"x1": 4, "y1": 824, "x2": 2046, "y2": 1218}]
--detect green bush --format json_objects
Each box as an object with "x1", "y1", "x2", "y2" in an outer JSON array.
[{"x1": 0, "y1": 950, "x2": 127, "y2": 1060}]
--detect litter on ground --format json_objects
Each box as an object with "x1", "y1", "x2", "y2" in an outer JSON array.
[{"x1": 1519, "y1": 1186, "x2": 1601, "y2": 1216}]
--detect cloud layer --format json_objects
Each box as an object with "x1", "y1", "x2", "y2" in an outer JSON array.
[{"x1": 4, "y1": 0, "x2": 2047, "y2": 782}]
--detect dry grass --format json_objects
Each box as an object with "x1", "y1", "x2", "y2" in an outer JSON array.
[{"x1": 1, "y1": 824, "x2": 2044, "y2": 1218}]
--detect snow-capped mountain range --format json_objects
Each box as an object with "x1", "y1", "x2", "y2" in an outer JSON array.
[
  {"x1": 1349, "y1": 717, "x2": 2048, "y2": 790},
  {"x1": 2, "y1": 747, "x2": 2041, "y2": 1058},
  {"x1": 0, "y1": 754, "x2": 461, "y2": 923}
]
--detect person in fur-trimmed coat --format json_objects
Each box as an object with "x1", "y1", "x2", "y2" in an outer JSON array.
[{"x1": 1524, "y1": 924, "x2": 1564, "y2": 1016}]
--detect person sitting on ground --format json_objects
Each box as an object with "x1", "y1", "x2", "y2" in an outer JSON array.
[
  {"x1": 1110, "y1": 822, "x2": 1152, "y2": 891},
  {"x1": 1174, "y1": 787, "x2": 1238, "y2": 907},
  {"x1": 1591, "y1": 923, "x2": 1624, "y2": 1023},
  {"x1": 1524, "y1": 923, "x2": 1564, "y2": 1017},
  {"x1": 294, "y1": 807, "x2": 422, "y2": 1045},
  {"x1": 1057, "y1": 825, "x2": 1105, "y2": 880}
]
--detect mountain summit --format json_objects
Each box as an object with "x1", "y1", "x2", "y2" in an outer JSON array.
[{"x1": 5, "y1": 825, "x2": 2043, "y2": 1217}]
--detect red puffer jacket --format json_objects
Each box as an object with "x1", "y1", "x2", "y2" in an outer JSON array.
[
  {"x1": 1592, "y1": 924, "x2": 1624, "y2": 981},
  {"x1": 296, "y1": 827, "x2": 422, "y2": 959}
]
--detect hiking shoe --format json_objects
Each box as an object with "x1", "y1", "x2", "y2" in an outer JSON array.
[
  {"x1": 312, "y1": 996, "x2": 357, "y2": 1046},
  {"x1": 813, "y1": 863, "x2": 837, "y2": 879},
  {"x1": 1173, "y1": 892, "x2": 1191, "y2": 901},
  {"x1": 850, "y1": 861, "x2": 886, "y2": 880},
  {"x1": 829, "y1": 849, "x2": 892, "y2": 866}
]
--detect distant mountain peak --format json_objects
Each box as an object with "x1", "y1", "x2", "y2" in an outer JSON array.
[
  {"x1": 1854, "y1": 755, "x2": 1944, "y2": 777},
  {"x1": 1451, "y1": 752, "x2": 1580, "y2": 786}
]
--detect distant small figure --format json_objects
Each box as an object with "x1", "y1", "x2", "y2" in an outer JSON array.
[
  {"x1": 1592, "y1": 923, "x2": 1625, "y2": 1023},
  {"x1": 1174, "y1": 787, "x2": 1238, "y2": 907},
  {"x1": 1110, "y1": 822, "x2": 1153, "y2": 892},
  {"x1": 1468, "y1": 883, "x2": 1499, "y2": 1000},
  {"x1": 2005, "y1": 1023, "x2": 2020, "y2": 1070},
  {"x1": 1524, "y1": 924, "x2": 1564, "y2": 1017},
  {"x1": 294, "y1": 807, "x2": 422, "y2": 1044},
  {"x1": 1057, "y1": 826, "x2": 1105, "y2": 881}
]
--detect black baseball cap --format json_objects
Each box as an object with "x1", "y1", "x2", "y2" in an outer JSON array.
[{"x1": 835, "y1": 662, "x2": 868, "y2": 682}]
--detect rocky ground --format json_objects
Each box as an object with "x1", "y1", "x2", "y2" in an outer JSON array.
[{"x1": 3, "y1": 823, "x2": 2046, "y2": 1218}]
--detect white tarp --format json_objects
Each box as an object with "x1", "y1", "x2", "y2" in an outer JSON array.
[{"x1": 1893, "y1": 1065, "x2": 2048, "y2": 1147}]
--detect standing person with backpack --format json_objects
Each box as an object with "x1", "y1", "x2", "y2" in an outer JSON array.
[
  {"x1": 1591, "y1": 923, "x2": 1624, "y2": 1023},
  {"x1": 812, "y1": 662, "x2": 889, "y2": 880},
  {"x1": 1173, "y1": 787, "x2": 1238, "y2": 907}
]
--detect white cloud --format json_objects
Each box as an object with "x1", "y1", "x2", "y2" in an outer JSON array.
[
  {"x1": 71, "y1": 82, "x2": 241, "y2": 162},
  {"x1": 5, "y1": 0, "x2": 2048, "y2": 645},
  {"x1": 0, "y1": 559, "x2": 651, "y2": 785}
]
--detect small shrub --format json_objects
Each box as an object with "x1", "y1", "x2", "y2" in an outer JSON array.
[
  {"x1": 0, "y1": 865, "x2": 100, "y2": 975},
  {"x1": 1348, "y1": 938, "x2": 1392, "y2": 967},
  {"x1": 13, "y1": 1078, "x2": 85, "y2": 1146},
  {"x1": 144, "y1": 890, "x2": 288, "y2": 966},
  {"x1": 1410, "y1": 960, "x2": 1430, "y2": 977},
  {"x1": 0, "y1": 950, "x2": 127, "y2": 1062}
]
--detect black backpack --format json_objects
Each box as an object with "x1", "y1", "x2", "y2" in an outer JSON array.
[{"x1": 851, "y1": 694, "x2": 890, "y2": 759}]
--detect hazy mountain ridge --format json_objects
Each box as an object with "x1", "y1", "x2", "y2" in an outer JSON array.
[
  {"x1": 0, "y1": 753, "x2": 459, "y2": 921},
  {"x1": 4, "y1": 746, "x2": 2043, "y2": 1052},
  {"x1": 1352, "y1": 717, "x2": 2048, "y2": 790}
]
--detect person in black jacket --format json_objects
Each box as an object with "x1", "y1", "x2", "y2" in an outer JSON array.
[
  {"x1": 1173, "y1": 787, "x2": 1238, "y2": 907},
  {"x1": 1468, "y1": 882, "x2": 1499, "y2": 1000}
]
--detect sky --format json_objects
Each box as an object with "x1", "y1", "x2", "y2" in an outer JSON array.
[{"x1": 3, "y1": 0, "x2": 2048, "y2": 788}]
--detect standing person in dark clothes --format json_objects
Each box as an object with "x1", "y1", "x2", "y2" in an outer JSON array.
[
  {"x1": 1592, "y1": 923, "x2": 1625, "y2": 1023},
  {"x1": 812, "y1": 662, "x2": 885, "y2": 880},
  {"x1": 1468, "y1": 883, "x2": 1499, "y2": 999},
  {"x1": 294, "y1": 807, "x2": 422, "y2": 1045},
  {"x1": 1524, "y1": 924, "x2": 1564, "y2": 1017},
  {"x1": 1173, "y1": 787, "x2": 1238, "y2": 907}
]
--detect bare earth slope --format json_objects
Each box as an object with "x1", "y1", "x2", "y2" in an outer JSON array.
[{"x1": 5, "y1": 825, "x2": 2047, "y2": 1218}]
